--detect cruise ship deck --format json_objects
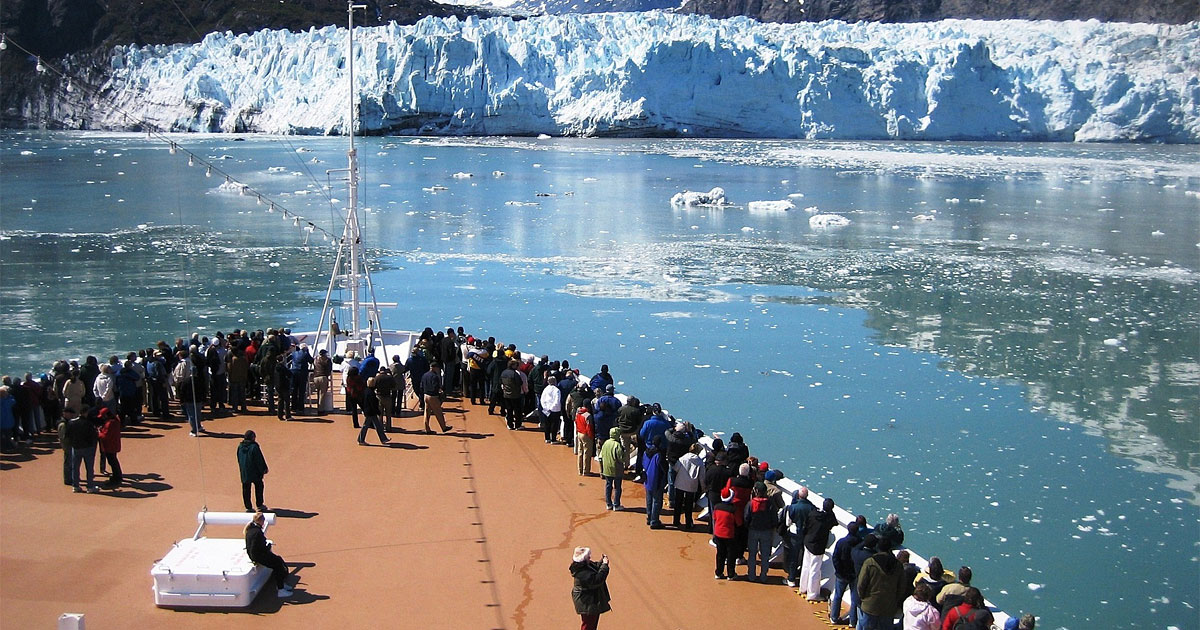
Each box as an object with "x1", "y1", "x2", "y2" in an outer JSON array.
[{"x1": 1, "y1": 395, "x2": 836, "y2": 629}]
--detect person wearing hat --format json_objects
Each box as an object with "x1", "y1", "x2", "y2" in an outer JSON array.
[
  {"x1": 800, "y1": 497, "x2": 838, "y2": 601},
  {"x1": 312, "y1": 349, "x2": 333, "y2": 414},
  {"x1": 569, "y1": 547, "x2": 611, "y2": 630},
  {"x1": 711, "y1": 487, "x2": 743, "y2": 579},
  {"x1": 599, "y1": 427, "x2": 626, "y2": 510},
  {"x1": 145, "y1": 350, "x2": 170, "y2": 419},
  {"x1": 237, "y1": 430, "x2": 269, "y2": 512}
]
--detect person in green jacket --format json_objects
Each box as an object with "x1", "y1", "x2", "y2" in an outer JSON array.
[
  {"x1": 856, "y1": 537, "x2": 907, "y2": 628},
  {"x1": 599, "y1": 427, "x2": 625, "y2": 511},
  {"x1": 237, "y1": 430, "x2": 269, "y2": 512}
]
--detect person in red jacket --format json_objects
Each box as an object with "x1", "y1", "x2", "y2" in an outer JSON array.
[
  {"x1": 97, "y1": 407, "x2": 122, "y2": 489},
  {"x1": 942, "y1": 587, "x2": 993, "y2": 630},
  {"x1": 711, "y1": 488, "x2": 744, "y2": 580}
]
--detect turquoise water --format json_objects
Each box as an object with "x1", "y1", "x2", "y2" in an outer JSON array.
[{"x1": 2, "y1": 132, "x2": 1198, "y2": 629}]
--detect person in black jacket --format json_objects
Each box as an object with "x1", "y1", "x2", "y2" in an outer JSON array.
[
  {"x1": 850, "y1": 533, "x2": 879, "y2": 623},
  {"x1": 65, "y1": 406, "x2": 101, "y2": 493},
  {"x1": 800, "y1": 497, "x2": 837, "y2": 601},
  {"x1": 244, "y1": 512, "x2": 292, "y2": 598},
  {"x1": 357, "y1": 379, "x2": 391, "y2": 445},
  {"x1": 829, "y1": 522, "x2": 863, "y2": 625}
]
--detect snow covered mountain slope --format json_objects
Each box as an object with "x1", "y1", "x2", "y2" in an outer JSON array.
[{"x1": 54, "y1": 12, "x2": 1200, "y2": 141}]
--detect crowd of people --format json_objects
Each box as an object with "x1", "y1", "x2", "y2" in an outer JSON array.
[{"x1": 0, "y1": 323, "x2": 1037, "y2": 629}]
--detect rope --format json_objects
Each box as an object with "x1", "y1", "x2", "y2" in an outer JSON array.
[{"x1": 172, "y1": 142, "x2": 209, "y2": 512}]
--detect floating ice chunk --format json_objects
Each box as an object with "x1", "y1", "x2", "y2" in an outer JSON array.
[
  {"x1": 216, "y1": 180, "x2": 249, "y2": 194},
  {"x1": 787, "y1": 193, "x2": 805, "y2": 198},
  {"x1": 912, "y1": 214, "x2": 936, "y2": 222},
  {"x1": 452, "y1": 171, "x2": 473, "y2": 178},
  {"x1": 423, "y1": 185, "x2": 448, "y2": 192},
  {"x1": 536, "y1": 133, "x2": 552, "y2": 140},
  {"x1": 295, "y1": 147, "x2": 311, "y2": 153},
  {"x1": 20, "y1": 150, "x2": 35, "y2": 156},
  {"x1": 741, "y1": 226, "x2": 754, "y2": 232},
  {"x1": 1027, "y1": 583, "x2": 1043, "y2": 591},
  {"x1": 492, "y1": 171, "x2": 506, "y2": 177},
  {"x1": 267, "y1": 166, "x2": 287, "y2": 173},
  {"x1": 945, "y1": 198, "x2": 960, "y2": 204},
  {"x1": 379, "y1": 183, "x2": 390, "y2": 188},
  {"x1": 748, "y1": 200, "x2": 795, "y2": 213},
  {"x1": 505, "y1": 201, "x2": 539, "y2": 206},
  {"x1": 671, "y1": 187, "x2": 729, "y2": 207},
  {"x1": 1151, "y1": 230, "x2": 1165, "y2": 236},
  {"x1": 1103, "y1": 338, "x2": 1122, "y2": 346},
  {"x1": 803, "y1": 206, "x2": 820, "y2": 213},
  {"x1": 809, "y1": 214, "x2": 851, "y2": 228},
  {"x1": 582, "y1": 177, "x2": 597, "y2": 182}
]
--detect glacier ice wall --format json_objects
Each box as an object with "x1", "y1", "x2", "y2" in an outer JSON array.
[{"x1": 61, "y1": 12, "x2": 1200, "y2": 141}]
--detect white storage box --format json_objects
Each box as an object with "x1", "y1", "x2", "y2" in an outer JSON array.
[{"x1": 151, "y1": 511, "x2": 277, "y2": 608}]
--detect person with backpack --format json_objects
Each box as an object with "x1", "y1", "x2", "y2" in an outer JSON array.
[
  {"x1": 745, "y1": 481, "x2": 778, "y2": 582},
  {"x1": 856, "y1": 537, "x2": 907, "y2": 629},
  {"x1": 940, "y1": 587, "x2": 993, "y2": 630}
]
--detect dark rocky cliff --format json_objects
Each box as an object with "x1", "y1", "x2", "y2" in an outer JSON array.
[
  {"x1": 0, "y1": 0, "x2": 501, "y2": 59},
  {"x1": 677, "y1": 0, "x2": 1199, "y2": 24}
]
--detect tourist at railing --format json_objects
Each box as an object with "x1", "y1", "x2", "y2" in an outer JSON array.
[
  {"x1": 575, "y1": 403, "x2": 596, "y2": 477},
  {"x1": 783, "y1": 485, "x2": 816, "y2": 587},
  {"x1": 672, "y1": 443, "x2": 705, "y2": 531},
  {"x1": 940, "y1": 586, "x2": 992, "y2": 630},
  {"x1": 274, "y1": 353, "x2": 295, "y2": 422},
  {"x1": 801, "y1": 497, "x2": 838, "y2": 602},
  {"x1": 599, "y1": 427, "x2": 625, "y2": 511},
  {"x1": 746, "y1": 480, "x2": 779, "y2": 582},
  {"x1": 857, "y1": 536, "x2": 907, "y2": 629},
  {"x1": 914, "y1": 556, "x2": 955, "y2": 603},
  {"x1": 877, "y1": 513, "x2": 906, "y2": 549},
  {"x1": 903, "y1": 582, "x2": 942, "y2": 630},
  {"x1": 936, "y1": 566, "x2": 975, "y2": 612},
  {"x1": 830, "y1": 521, "x2": 864, "y2": 625},
  {"x1": 712, "y1": 487, "x2": 742, "y2": 579}
]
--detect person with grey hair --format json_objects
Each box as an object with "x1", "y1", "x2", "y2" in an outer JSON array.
[
  {"x1": 1004, "y1": 613, "x2": 1036, "y2": 630},
  {"x1": 876, "y1": 512, "x2": 905, "y2": 549}
]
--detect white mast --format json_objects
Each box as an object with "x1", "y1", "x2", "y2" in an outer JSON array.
[{"x1": 347, "y1": 2, "x2": 366, "y2": 340}]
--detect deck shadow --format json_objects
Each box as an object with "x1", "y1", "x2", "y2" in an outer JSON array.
[
  {"x1": 270, "y1": 508, "x2": 318, "y2": 519},
  {"x1": 283, "y1": 416, "x2": 336, "y2": 424}
]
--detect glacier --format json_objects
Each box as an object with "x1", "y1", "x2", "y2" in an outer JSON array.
[{"x1": 46, "y1": 12, "x2": 1200, "y2": 141}]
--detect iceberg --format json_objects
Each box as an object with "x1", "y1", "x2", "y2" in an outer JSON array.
[
  {"x1": 671, "y1": 186, "x2": 730, "y2": 206},
  {"x1": 44, "y1": 12, "x2": 1200, "y2": 142},
  {"x1": 748, "y1": 199, "x2": 796, "y2": 212},
  {"x1": 809, "y1": 213, "x2": 851, "y2": 227}
]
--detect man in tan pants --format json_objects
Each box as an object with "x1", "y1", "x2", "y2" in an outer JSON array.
[{"x1": 420, "y1": 363, "x2": 453, "y2": 434}]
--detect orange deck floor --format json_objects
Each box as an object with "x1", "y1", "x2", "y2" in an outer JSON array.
[{"x1": 1, "y1": 394, "x2": 839, "y2": 629}]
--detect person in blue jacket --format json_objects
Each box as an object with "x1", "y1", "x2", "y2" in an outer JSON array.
[
  {"x1": 642, "y1": 438, "x2": 668, "y2": 529},
  {"x1": 592, "y1": 385, "x2": 621, "y2": 450}
]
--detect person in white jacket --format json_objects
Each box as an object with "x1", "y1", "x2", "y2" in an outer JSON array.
[
  {"x1": 902, "y1": 582, "x2": 941, "y2": 630},
  {"x1": 540, "y1": 375, "x2": 563, "y2": 444},
  {"x1": 92, "y1": 365, "x2": 116, "y2": 411},
  {"x1": 671, "y1": 443, "x2": 706, "y2": 530}
]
